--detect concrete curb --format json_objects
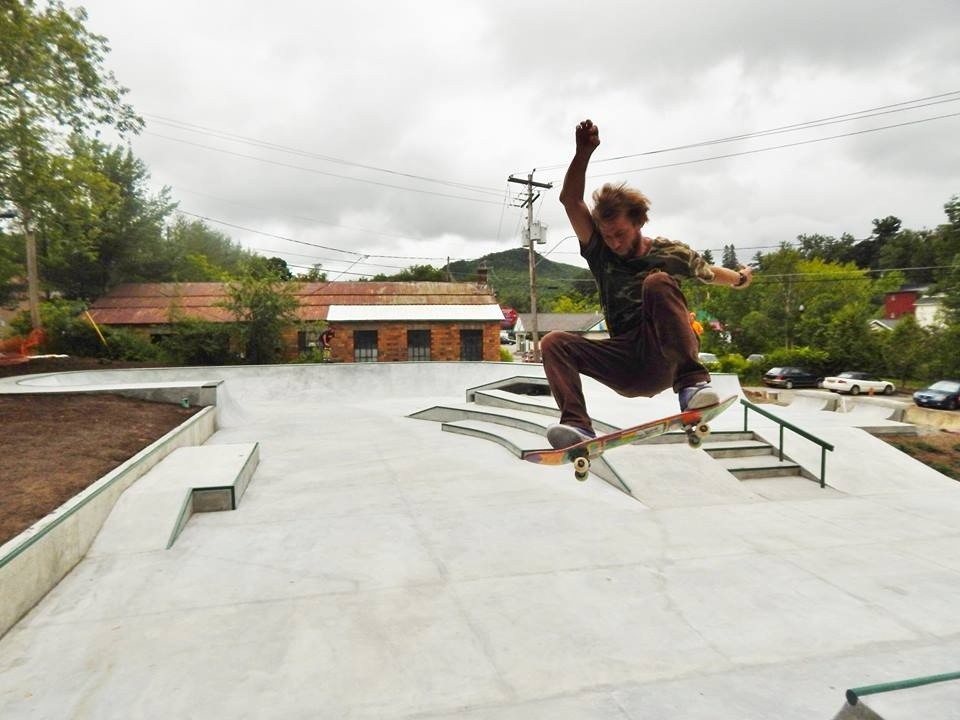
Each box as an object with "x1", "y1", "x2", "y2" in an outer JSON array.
[{"x1": 0, "y1": 406, "x2": 217, "y2": 639}]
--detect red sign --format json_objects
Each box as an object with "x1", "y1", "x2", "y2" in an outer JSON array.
[{"x1": 500, "y1": 306, "x2": 518, "y2": 329}]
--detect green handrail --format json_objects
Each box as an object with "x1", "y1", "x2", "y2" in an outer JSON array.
[
  {"x1": 846, "y1": 671, "x2": 960, "y2": 705},
  {"x1": 740, "y1": 399, "x2": 835, "y2": 487}
]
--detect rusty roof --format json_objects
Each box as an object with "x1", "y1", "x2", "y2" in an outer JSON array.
[{"x1": 88, "y1": 282, "x2": 500, "y2": 326}]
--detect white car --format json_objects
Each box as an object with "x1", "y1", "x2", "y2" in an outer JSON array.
[
  {"x1": 822, "y1": 371, "x2": 895, "y2": 396},
  {"x1": 698, "y1": 352, "x2": 720, "y2": 369}
]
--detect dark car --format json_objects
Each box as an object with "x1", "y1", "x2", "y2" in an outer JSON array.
[
  {"x1": 913, "y1": 380, "x2": 960, "y2": 410},
  {"x1": 762, "y1": 366, "x2": 823, "y2": 390}
]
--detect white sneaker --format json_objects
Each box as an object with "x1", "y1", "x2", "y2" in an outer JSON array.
[
  {"x1": 679, "y1": 383, "x2": 719, "y2": 412},
  {"x1": 546, "y1": 423, "x2": 596, "y2": 449}
]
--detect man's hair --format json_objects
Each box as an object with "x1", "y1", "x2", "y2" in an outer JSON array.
[{"x1": 591, "y1": 183, "x2": 651, "y2": 227}]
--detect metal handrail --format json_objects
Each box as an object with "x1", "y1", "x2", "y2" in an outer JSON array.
[{"x1": 739, "y1": 399, "x2": 834, "y2": 487}]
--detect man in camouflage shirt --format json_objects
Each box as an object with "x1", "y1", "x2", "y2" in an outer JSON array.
[{"x1": 543, "y1": 118, "x2": 753, "y2": 449}]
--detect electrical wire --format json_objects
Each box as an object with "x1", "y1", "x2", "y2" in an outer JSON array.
[
  {"x1": 586, "y1": 111, "x2": 960, "y2": 179},
  {"x1": 176, "y1": 210, "x2": 452, "y2": 262},
  {"x1": 144, "y1": 113, "x2": 505, "y2": 196},
  {"x1": 175, "y1": 187, "x2": 441, "y2": 243},
  {"x1": 148, "y1": 133, "x2": 506, "y2": 205},
  {"x1": 535, "y1": 90, "x2": 960, "y2": 171}
]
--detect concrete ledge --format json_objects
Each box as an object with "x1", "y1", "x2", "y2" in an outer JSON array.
[
  {"x1": 0, "y1": 406, "x2": 217, "y2": 640},
  {"x1": 903, "y1": 405, "x2": 960, "y2": 431},
  {"x1": 89, "y1": 443, "x2": 260, "y2": 554}
]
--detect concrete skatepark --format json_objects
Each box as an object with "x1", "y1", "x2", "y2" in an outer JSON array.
[{"x1": 1, "y1": 362, "x2": 959, "y2": 718}]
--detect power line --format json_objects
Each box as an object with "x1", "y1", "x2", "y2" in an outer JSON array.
[
  {"x1": 536, "y1": 90, "x2": 960, "y2": 171},
  {"x1": 592, "y1": 92, "x2": 960, "y2": 166},
  {"x1": 148, "y1": 133, "x2": 506, "y2": 205},
  {"x1": 250, "y1": 247, "x2": 412, "y2": 272},
  {"x1": 176, "y1": 209, "x2": 452, "y2": 262},
  {"x1": 144, "y1": 113, "x2": 505, "y2": 196},
  {"x1": 587, "y1": 111, "x2": 960, "y2": 178},
  {"x1": 175, "y1": 187, "x2": 440, "y2": 243}
]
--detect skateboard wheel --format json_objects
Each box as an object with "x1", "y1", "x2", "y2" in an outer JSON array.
[
  {"x1": 696, "y1": 423, "x2": 710, "y2": 436},
  {"x1": 686, "y1": 434, "x2": 702, "y2": 449},
  {"x1": 573, "y1": 456, "x2": 590, "y2": 479}
]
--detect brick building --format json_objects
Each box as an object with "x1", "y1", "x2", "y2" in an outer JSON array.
[{"x1": 88, "y1": 281, "x2": 504, "y2": 362}]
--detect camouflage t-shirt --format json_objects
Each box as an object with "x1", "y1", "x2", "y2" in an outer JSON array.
[{"x1": 581, "y1": 229, "x2": 715, "y2": 337}]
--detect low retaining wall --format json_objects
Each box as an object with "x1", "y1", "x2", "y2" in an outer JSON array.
[{"x1": 0, "y1": 406, "x2": 217, "y2": 639}]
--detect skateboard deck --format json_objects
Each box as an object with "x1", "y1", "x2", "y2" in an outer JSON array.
[{"x1": 521, "y1": 395, "x2": 738, "y2": 480}]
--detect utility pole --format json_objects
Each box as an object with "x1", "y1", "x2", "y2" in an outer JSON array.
[{"x1": 507, "y1": 171, "x2": 552, "y2": 362}]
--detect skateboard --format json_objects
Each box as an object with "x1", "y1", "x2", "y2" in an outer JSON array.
[{"x1": 521, "y1": 395, "x2": 738, "y2": 481}]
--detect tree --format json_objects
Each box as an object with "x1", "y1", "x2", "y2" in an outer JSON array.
[
  {"x1": 880, "y1": 314, "x2": 931, "y2": 386},
  {"x1": 1, "y1": 0, "x2": 142, "y2": 326},
  {"x1": 36, "y1": 137, "x2": 173, "y2": 298},
  {"x1": 220, "y1": 274, "x2": 301, "y2": 364},
  {"x1": 0, "y1": 224, "x2": 23, "y2": 306},
  {"x1": 721, "y1": 244, "x2": 740, "y2": 270},
  {"x1": 157, "y1": 215, "x2": 252, "y2": 281},
  {"x1": 371, "y1": 264, "x2": 446, "y2": 281},
  {"x1": 245, "y1": 255, "x2": 293, "y2": 281},
  {"x1": 548, "y1": 293, "x2": 600, "y2": 313},
  {"x1": 298, "y1": 264, "x2": 327, "y2": 282}
]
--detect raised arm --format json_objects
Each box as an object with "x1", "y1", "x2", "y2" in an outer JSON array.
[
  {"x1": 707, "y1": 264, "x2": 753, "y2": 290},
  {"x1": 559, "y1": 119, "x2": 601, "y2": 246}
]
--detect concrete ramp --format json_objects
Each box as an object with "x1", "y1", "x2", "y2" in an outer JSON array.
[
  {"x1": 3, "y1": 363, "x2": 960, "y2": 719},
  {"x1": 90, "y1": 443, "x2": 259, "y2": 553}
]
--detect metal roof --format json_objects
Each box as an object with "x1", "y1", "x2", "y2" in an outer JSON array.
[
  {"x1": 88, "y1": 282, "x2": 500, "y2": 326},
  {"x1": 327, "y1": 304, "x2": 504, "y2": 322},
  {"x1": 514, "y1": 312, "x2": 607, "y2": 333}
]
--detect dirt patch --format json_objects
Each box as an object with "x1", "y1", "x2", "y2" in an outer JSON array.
[
  {"x1": 0, "y1": 356, "x2": 170, "y2": 379},
  {"x1": 881, "y1": 431, "x2": 960, "y2": 482},
  {"x1": 0, "y1": 393, "x2": 200, "y2": 546}
]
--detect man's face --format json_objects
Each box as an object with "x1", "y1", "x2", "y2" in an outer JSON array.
[{"x1": 597, "y1": 214, "x2": 642, "y2": 257}]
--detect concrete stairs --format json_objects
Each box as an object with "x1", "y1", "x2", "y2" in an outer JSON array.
[
  {"x1": 411, "y1": 376, "x2": 830, "y2": 500},
  {"x1": 648, "y1": 429, "x2": 810, "y2": 482}
]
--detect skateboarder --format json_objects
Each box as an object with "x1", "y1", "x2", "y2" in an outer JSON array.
[{"x1": 544, "y1": 118, "x2": 753, "y2": 449}]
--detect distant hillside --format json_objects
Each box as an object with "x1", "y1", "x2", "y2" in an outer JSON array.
[{"x1": 448, "y1": 248, "x2": 596, "y2": 312}]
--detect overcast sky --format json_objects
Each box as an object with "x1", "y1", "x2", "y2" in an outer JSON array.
[{"x1": 79, "y1": 0, "x2": 960, "y2": 280}]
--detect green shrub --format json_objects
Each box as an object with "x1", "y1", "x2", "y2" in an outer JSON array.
[
  {"x1": 12, "y1": 300, "x2": 107, "y2": 357},
  {"x1": 292, "y1": 348, "x2": 328, "y2": 364},
  {"x1": 499, "y1": 346, "x2": 514, "y2": 362},
  {"x1": 718, "y1": 353, "x2": 748, "y2": 375},
  {"x1": 762, "y1": 346, "x2": 831, "y2": 375},
  {"x1": 157, "y1": 319, "x2": 236, "y2": 366},
  {"x1": 103, "y1": 327, "x2": 161, "y2": 362}
]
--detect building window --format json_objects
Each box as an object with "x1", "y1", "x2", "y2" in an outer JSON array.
[
  {"x1": 459, "y1": 329, "x2": 483, "y2": 361},
  {"x1": 407, "y1": 329, "x2": 431, "y2": 361},
  {"x1": 297, "y1": 330, "x2": 320, "y2": 352},
  {"x1": 354, "y1": 330, "x2": 378, "y2": 362}
]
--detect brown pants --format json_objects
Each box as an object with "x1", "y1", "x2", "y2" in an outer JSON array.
[{"x1": 540, "y1": 272, "x2": 709, "y2": 430}]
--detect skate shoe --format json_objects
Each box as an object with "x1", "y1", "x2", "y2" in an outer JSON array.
[
  {"x1": 546, "y1": 423, "x2": 596, "y2": 449},
  {"x1": 678, "y1": 382, "x2": 719, "y2": 412}
]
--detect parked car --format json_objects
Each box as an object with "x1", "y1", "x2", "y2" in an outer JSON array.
[
  {"x1": 762, "y1": 366, "x2": 823, "y2": 389},
  {"x1": 822, "y1": 371, "x2": 895, "y2": 396},
  {"x1": 698, "y1": 352, "x2": 720, "y2": 369},
  {"x1": 746, "y1": 353, "x2": 765, "y2": 364},
  {"x1": 913, "y1": 380, "x2": 960, "y2": 410}
]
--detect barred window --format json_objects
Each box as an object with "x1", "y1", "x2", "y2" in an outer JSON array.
[
  {"x1": 459, "y1": 329, "x2": 483, "y2": 361},
  {"x1": 407, "y1": 329, "x2": 430, "y2": 361},
  {"x1": 354, "y1": 330, "x2": 378, "y2": 362}
]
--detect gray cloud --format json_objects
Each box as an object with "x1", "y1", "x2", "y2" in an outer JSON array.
[{"x1": 79, "y1": 0, "x2": 960, "y2": 271}]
